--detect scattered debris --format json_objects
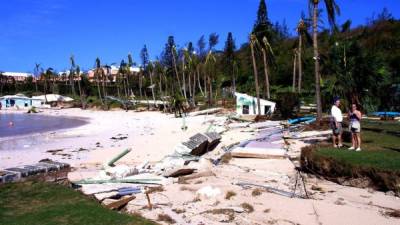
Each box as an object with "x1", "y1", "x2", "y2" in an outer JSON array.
[
  {"x1": 196, "y1": 186, "x2": 222, "y2": 199},
  {"x1": 225, "y1": 191, "x2": 237, "y2": 200},
  {"x1": 241, "y1": 203, "x2": 254, "y2": 213},
  {"x1": 104, "y1": 195, "x2": 136, "y2": 210},
  {"x1": 157, "y1": 214, "x2": 176, "y2": 224}
]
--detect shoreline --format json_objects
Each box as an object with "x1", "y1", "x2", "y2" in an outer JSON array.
[{"x1": 0, "y1": 108, "x2": 220, "y2": 169}]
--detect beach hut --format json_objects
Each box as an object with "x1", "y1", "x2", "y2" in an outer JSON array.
[
  {"x1": 0, "y1": 94, "x2": 42, "y2": 109},
  {"x1": 234, "y1": 92, "x2": 276, "y2": 115}
]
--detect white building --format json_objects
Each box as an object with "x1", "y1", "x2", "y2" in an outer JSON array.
[
  {"x1": 2, "y1": 72, "x2": 32, "y2": 81},
  {"x1": 235, "y1": 92, "x2": 276, "y2": 115}
]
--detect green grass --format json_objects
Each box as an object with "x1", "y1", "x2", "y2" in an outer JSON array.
[
  {"x1": 315, "y1": 119, "x2": 400, "y2": 172},
  {"x1": 0, "y1": 181, "x2": 156, "y2": 225}
]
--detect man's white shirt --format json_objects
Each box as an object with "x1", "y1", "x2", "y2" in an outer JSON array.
[{"x1": 331, "y1": 105, "x2": 343, "y2": 122}]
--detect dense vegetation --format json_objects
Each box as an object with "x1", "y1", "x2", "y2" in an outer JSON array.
[
  {"x1": 1, "y1": 1, "x2": 399, "y2": 114},
  {"x1": 0, "y1": 181, "x2": 155, "y2": 225}
]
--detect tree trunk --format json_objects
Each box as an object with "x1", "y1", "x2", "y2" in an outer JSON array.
[
  {"x1": 292, "y1": 50, "x2": 297, "y2": 92},
  {"x1": 232, "y1": 63, "x2": 236, "y2": 95},
  {"x1": 262, "y1": 49, "x2": 270, "y2": 99},
  {"x1": 172, "y1": 52, "x2": 183, "y2": 96},
  {"x1": 197, "y1": 66, "x2": 204, "y2": 97},
  {"x1": 77, "y1": 75, "x2": 85, "y2": 109},
  {"x1": 250, "y1": 41, "x2": 261, "y2": 115},
  {"x1": 313, "y1": 3, "x2": 323, "y2": 120},
  {"x1": 182, "y1": 56, "x2": 187, "y2": 101},
  {"x1": 70, "y1": 74, "x2": 75, "y2": 96},
  {"x1": 149, "y1": 70, "x2": 156, "y2": 107},
  {"x1": 298, "y1": 35, "x2": 303, "y2": 93},
  {"x1": 96, "y1": 72, "x2": 103, "y2": 105}
]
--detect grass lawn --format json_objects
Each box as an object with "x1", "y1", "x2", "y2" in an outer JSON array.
[
  {"x1": 0, "y1": 181, "x2": 156, "y2": 225},
  {"x1": 301, "y1": 119, "x2": 400, "y2": 192},
  {"x1": 314, "y1": 119, "x2": 400, "y2": 172}
]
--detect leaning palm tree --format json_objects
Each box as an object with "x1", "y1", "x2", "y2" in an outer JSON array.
[
  {"x1": 310, "y1": 0, "x2": 340, "y2": 120},
  {"x1": 95, "y1": 57, "x2": 104, "y2": 105},
  {"x1": 250, "y1": 34, "x2": 261, "y2": 115}
]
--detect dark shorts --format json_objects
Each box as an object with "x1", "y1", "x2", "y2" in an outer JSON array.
[{"x1": 331, "y1": 122, "x2": 342, "y2": 135}]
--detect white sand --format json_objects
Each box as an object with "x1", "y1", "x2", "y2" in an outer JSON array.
[{"x1": 0, "y1": 108, "x2": 222, "y2": 169}]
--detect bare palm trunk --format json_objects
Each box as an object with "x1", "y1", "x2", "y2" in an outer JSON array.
[
  {"x1": 77, "y1": 75, "x2": 85, "y2": 109},
  {"x1": 207, "y1": 75, "x2": 212, "y2": 107},
  {"x1": 261, "y1": 49, "x2": 270, "y2": 99},
  {"x1": 292, "y1": 50, "x2": 297, "y2": 92},
  {"x1": 232, "y1": 64, "x2": 236, "y2": 94},
  {"x1": 298, "y1": 35, "x2": 303, "y2": 93},
  {"x1": 250, "y1": 40, "x2": 261, "y2": 115},
  {"x1": 197, "y1": 66, "x2": 204, "y2": 97},
  {"x1": 139, "y1": 74, "x2": 143, "y2": 99},
  {"x1": 182, "y1": 56, "x2": 187, "y2": 101},
  {"x1": 150, "y1": 71, "x2": 156, "y2": 107},
  {"x1": 313, "y1": 3, "x2": 323, "y2": 120},
  {"x1": 70, "y1": 75, "x2": 75, "y2": 96}
]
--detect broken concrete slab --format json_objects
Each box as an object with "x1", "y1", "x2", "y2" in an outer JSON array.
[{"x1": 230, "y1": 147, "x2": 287, "y2": 159}]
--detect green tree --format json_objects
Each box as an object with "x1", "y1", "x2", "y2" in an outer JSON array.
[
  {"x1": 253, "y1": 0, "x2": 272, "y2": 42},
  {"x1": 224, "y1": 32, "x2": 236, "y2": 93}
]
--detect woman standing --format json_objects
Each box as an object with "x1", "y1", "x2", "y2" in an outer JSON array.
[{"x1": 348, "y1": 104, "x2": 362, "y2": 151}]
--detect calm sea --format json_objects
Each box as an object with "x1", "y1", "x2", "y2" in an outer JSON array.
[{"x1": 0, "y1": 113, "x2": 87, "y2": 138}]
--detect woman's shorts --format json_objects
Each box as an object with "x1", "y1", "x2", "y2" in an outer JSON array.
[{"x1": 350, "y1": 122, "x2": 361, "y2": 133}]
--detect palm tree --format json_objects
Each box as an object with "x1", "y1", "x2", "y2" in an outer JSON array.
[
  {"x1": 171, "y1": 45, "x2": 183, "y2": 97},
  {"x1": 69, "y1": 55, "x2": 77, "y2": 96},
  {"x1": 147, "y1": 62, "x2": 156, "y2": 107},
  {"x1": 95, "y1": 57, "x2": 104, "y2": 105},
  {"x1": 250, "y1": 34, "x2": 261, "y2": 115},
  {"x1": 34, "y1": 63, "x2": 41, "y2": 93},
  {"x1": 310, "y1": 0, "x2": 340, "y2": 120},
  {"x1": 296, "y1": 19, "x2": 306, "y2": 92},
  {"x1": 261, "y1": 36, "x2": 274, "y2": 99},
  {"x1": 205, "y1": 51, "x2": 216, "y2": 106},
  {"x1": 44, "y1": 68, "x2": 54, "y2": 104},
  {"x1": 75, "y1": 66, "x2": 85, "y2": 109}
]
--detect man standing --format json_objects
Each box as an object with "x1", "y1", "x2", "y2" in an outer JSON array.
[{"x1": 331, "y1": 97, "x2": 343, "y2": 148}]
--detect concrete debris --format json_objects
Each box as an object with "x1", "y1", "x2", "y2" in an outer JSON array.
[
  {"x1": 188, "y1": 107, "x2": 223, "y2": 116},
  {"x1": 1, "y1": 160, "x2": 70, "y2": 184},
  {"x1": 105, "y1": 165, "x2": 139, "y2": 179}
]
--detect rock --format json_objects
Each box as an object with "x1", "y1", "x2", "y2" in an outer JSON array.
[
  {"x1": 385, "y1": 191, "x2": 396, "y2": 196},
  {"x1": 105, "y1": 165, "x2": 139, "y2": 179}
]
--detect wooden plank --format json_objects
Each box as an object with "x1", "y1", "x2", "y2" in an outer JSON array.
[{"x1": 104, "y1": 196, "x2": 136, "y2": 210}]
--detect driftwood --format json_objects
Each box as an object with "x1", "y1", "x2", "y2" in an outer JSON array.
[
  {"x1": 178, "y1": 170, "x2": 215, "y2": 183},
  {"x1": 230, "y1": 152, "x2": 287, "y2": 159}
]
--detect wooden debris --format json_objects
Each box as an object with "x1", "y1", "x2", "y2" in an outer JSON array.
[
  {"x1": 163, "y1": 167, "x2": 196, "y2": 178},
  {"x1": 104, "y1": 195, "x2": 136, "y2": 210}
]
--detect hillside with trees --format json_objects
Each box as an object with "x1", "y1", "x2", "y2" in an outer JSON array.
[{"x1": 1, "y1": 0, "x2": 399, "y2": 115}]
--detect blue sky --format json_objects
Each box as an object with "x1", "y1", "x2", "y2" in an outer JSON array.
[{"x1": 0, "y1": 0, "x2": 399, "y2": 72}]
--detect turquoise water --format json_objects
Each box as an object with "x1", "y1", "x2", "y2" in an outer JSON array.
[{"x1": 0, "y1": 113, "x2": 87, "y2": 138}]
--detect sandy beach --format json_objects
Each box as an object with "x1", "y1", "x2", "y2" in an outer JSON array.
[
  {"x1": 1, "y1": 109, "x2": 399, "y2": 225},
  {"x1": 0, "y1": 108, "x2": 223, "y2": 169}
]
